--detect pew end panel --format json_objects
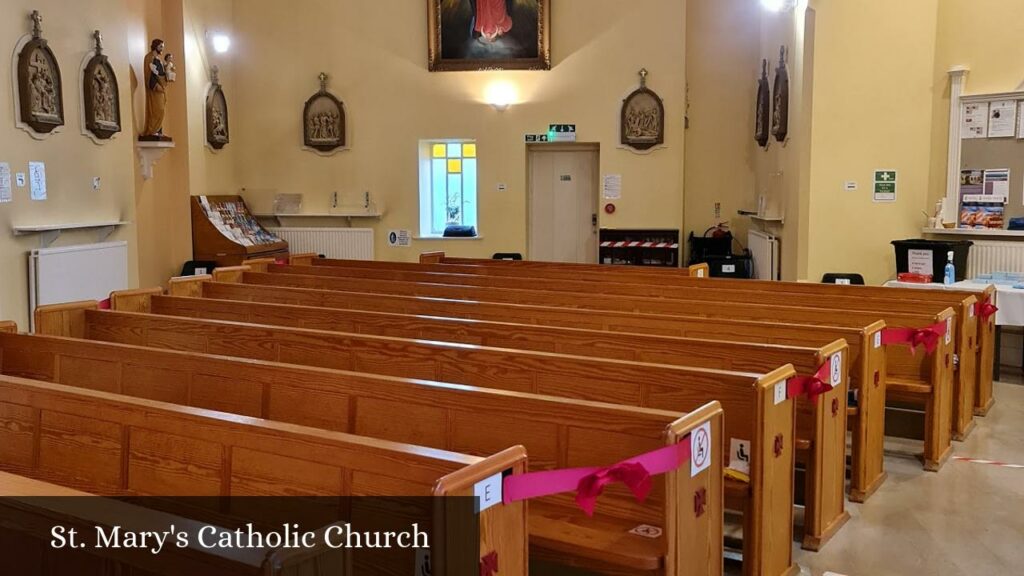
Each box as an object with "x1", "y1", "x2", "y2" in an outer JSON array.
[
  {"x1": 168, "y1": 274, "x2": 213, "y2": 298},
  {"x1": 34, "y1": 301, "x2": 99, "y2": 338},
  {"x1": 109, "y1": 288, "x2": 164, "y2": 314},
  {"x1": 289, "y1": 252, "x2": 318, "y2": 266},
  {"x1": 799, "y1": 341, "x2": 850, "y2": 551},
  {"x1": 420, "y1": 251, "x2": 446, "y2": 264},
  {"x1": 745, "y1": 365, "x2": 798, "y2": 576},
  {"x1": 685, "y1": 263, "x2": 709, "y2": 278},
  {"x1": 952, "y1": 293, "x2": 979, "y2": 440},
  {"x1": 848, "y1": 322, "x2": 888, "y2": 503},
  {"x1": 213, "y1": 266, "x2": 252, "y2": 284},
  {"x1": 0, "y1": 321, "x2": 17, "y2": 334},
  {"x1": 241, "y1": 258, "x2": 277, "y2": 273},
  {"x1": 665, "y1": 402, "x2": 725, "y2": 576},
  {"x1": 975, "y1": 284, "x2": 996, "y2": 416},
  {"x1": 434, "y1": 446, "x2": 530, "y2": 576}
]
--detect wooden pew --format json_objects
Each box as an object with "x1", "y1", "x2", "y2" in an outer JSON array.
[
  {"x1": 0, "y1": 373, "x2": 529, "y2": 576},
  {"x1": 215, "y1": 266, "x2": 958, "y2": 468},
  {"x1": 117, "y1": 288, "x2": 848, "y2": 550},
  {"x1": 0, "y1": 471, "x2": 352, "y2": 576},
  {"x1": 396, "y1": 253, "x2": 995, "y2": 419},
  {"x1": 0, "y1": 331, "x2": 727, "y2": 576},
  {"x1": 268, "y1": 259, "x2": 978, "y2": 443},
  {"x1": 34, "y1": 304, "x2": 797, "y2": 576},
  {"x1": 168, "y1": 277, "x2": 889, "y2": 500}
]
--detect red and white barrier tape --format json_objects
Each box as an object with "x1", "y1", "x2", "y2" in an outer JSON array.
[{"x1": 953, "y1": 456, "x2": 1024, "y2": 469}]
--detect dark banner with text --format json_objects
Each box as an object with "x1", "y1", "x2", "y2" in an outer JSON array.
[{"x1": 0, "y1": 496, "x2": 481, "y2": 576}]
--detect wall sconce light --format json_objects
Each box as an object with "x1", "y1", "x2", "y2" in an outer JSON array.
[
  {"x1": 209, "y1": 32, "x2": 231, "y2": 54},
  {"x1": 761, "y1": 0, "x2": 797, "y2": 12},
  {"x1": 485, "y1": 81, "x2": 517, "y2": 111}
]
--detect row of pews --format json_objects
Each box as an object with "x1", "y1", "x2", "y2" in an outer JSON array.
[{"x1": 0, "y1": 249, "x2": 996, "y2": 576}]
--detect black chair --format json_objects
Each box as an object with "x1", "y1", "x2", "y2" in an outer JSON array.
[
  {"x1": 821, "y1": 273, "x2": 865, "y2": 285},
  {"x1": 492, "y1": 253, "x2": 522, "y2": 260}
]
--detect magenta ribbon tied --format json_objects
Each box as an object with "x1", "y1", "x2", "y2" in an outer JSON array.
[
  {"x1": 787, "y1": 361, "x2": 832, "y2": 403},
  {"x1": 975, "y1": 297, "x2": 998, "y2": 322},
  {"x1": 880, "y1": 320, "x2": 948, "y2": 356},
  {"x1": 502, "y1": 440, "x2": 692, "y2": 516}
]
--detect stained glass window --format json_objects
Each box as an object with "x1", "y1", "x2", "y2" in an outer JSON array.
[{"x1": 420, "y1": 140, "x2": 477, "y2": 237}]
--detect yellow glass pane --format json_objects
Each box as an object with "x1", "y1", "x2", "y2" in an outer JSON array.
[
  {"x1": 432, "y1": 144, "x2": 447, "y2": 158},
  {"x1": 448, "y1": 159, "x2": 462, "y2": 173},
  {"x1": 463, "y1": 143, "x2": 477, "y2": 158}
]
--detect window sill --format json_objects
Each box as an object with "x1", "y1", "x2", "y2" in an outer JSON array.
[{"x1": 414, "y1": 236, "x2": 485, "y2": 241}]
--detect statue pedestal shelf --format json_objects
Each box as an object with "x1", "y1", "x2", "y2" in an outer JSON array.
[{"x1": 135, "y1": 140, "x2": 174, "y2": 180}]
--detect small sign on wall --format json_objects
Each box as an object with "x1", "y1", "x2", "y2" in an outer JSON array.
[
  {"x1": 873, "y1": 169, "x2": 897, "y2": 203},
  {"x1": 387, "y1": 230, "x2": 411, "y2": 247}
]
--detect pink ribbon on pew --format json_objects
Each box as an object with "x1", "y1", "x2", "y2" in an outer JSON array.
[
  {"x1": 98, "y1": 298, "x2": 111, "y2": 310},
  {"x1": 975, "y1": 297, "x2": 998, "y2": 322},
  {"x1": 880, "y1": 320, "x2": 948, "y2": 356},
  {"x1": 787, "y1": 361, "x2": 832, "y2": 403},
  {"x1": 502, "y1": 439, "x2": 692, "y2": 517}
]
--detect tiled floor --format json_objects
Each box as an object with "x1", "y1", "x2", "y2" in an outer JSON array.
[{"x1": 792, "y1": 381, "x2": 1024, "y2": 576}]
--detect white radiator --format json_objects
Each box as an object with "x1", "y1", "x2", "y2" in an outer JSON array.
[
  {"x1": 965, "y1": 240, "x2": 1024, "y2": 278},
  {"x1": 748, "y1": 230, "x2": 780, "y2": 280},
  {"x1": 29, "y1": 241, "x2": 128, "y2": 332},
  {"x1": 267, "y1": 227, "x2": 374, "y2": 260}
]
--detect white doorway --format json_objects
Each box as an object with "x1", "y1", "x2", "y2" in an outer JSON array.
[{"x1": 527, "y1": 143, "x2": 599, "y2": 263}]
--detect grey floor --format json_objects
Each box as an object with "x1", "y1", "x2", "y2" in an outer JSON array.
[{"x1": 792, "y1": 380, "x2": 1024, "y2": 576}]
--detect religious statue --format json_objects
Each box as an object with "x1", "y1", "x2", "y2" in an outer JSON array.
[
  {"x1": 141, "y1": 38, "x2": 173, "y2": 141},
  {"x1": 16, "y1": 10, "x2": 64, "y2": 134},
  {"x1": 771, "y1": 46, "x2": 790, "y2": 143}
]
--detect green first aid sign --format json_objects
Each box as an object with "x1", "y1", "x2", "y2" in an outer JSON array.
[{"x1": 873, "y1": 169, "x2": 897, "y2": 202}]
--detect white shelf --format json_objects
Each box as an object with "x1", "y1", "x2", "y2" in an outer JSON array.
[
  {"x1": 922, "y1": 227, "x2": 1024, "y2": 238},
  {"x1": 13, "y1": 220, "x2": 129, "y2": 247},
  {"x1": 738, "y1": 210, "x2": 784, "y2": 224},
  {"x1": 254, "y1": 212, "x2": 382, "y2": 227}
]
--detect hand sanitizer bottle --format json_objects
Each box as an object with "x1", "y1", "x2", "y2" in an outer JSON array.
[{"x1": 944, "y1": 251, "x2": 955, "y2": 285}]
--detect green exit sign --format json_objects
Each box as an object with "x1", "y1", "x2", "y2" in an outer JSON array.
[{"x1": 548, "y1": 124, "x2": 577, "y2": 142}]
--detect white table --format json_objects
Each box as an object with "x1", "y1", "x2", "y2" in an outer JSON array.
[{"x1": 883, "y1": 279, "x2": 1024, "y2": 377}]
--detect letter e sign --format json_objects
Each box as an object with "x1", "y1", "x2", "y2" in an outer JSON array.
[
  {"x1": 691, "y1": 421, "x2": 712, "y2": 477},
  {"x1": 474, "y1": 472, "x2": 503, "y2": 513}
]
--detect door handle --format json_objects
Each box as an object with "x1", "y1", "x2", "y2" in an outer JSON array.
[{"x1": 592, "y1": 213, "x2": 598, "y2": 232}]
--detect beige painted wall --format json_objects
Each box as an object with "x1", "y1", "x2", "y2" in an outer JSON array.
[
  {"x1": 230, "y1": 0, "x2": 687, "y2": 262},
  {"x1": 684, "y1": 0, "x2": 758, "y2": 252},
  {"x1": 804, "y1": 0, "x2": 939, "y2": 285},
  {"x1": 0, "y1": 0, "x2": 141, "y2": 328}
]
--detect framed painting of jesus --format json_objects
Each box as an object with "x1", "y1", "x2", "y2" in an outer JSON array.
[{"x1": 428, "y1": 0, "x2": 550, "y2": 71}]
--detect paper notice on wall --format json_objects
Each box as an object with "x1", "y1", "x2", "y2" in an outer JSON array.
[
  {"x1": 988, "y1": 100, "x2": 1017, "y2": 138},
  {"x1": 387, "y1": 230, "x2": 411, "y2": 247},
  {"x1": 1018, "y1": 103, "x2": 1024, "y2": 139},
  {"x1": 28, "y1": 161, "x2": 46, "y2": 201},
  {"x1": 908, "y1": 249, "x2": 934, "y2": 275},
  {"x1": 0, "y1": 163, "x2": 11, "y2": 203},
  {"x1": 962, "y1": 102, "x2": 989, "y2": 139},
  {"x1": 603, "y1": 174, "x2": 622, "y2": 199},
  {"x1": 984, "y1": 168, "x2": 1010, "y2": 200}
]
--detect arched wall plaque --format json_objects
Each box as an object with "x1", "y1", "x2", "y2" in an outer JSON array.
[
  {"x1": 754, "y1": 59, "x2": 770, "y2": 148},
  {"x1": 83, "y1": 30, "x2": 121, "y2": 140},
  {"x1": 621, "y1": 68, "x2": 665, "y2": 151},
  {"x1": 303, "y1": 72, "x2": 345, "y2": 153},
  {"x1": 206, "y1": 65, "x2": 229, "y2": 150},
  {"x1": 771, "y1": 46, "x2": 790, "y2": 143},
  {"x1": 17, "y1": 10, "x2": 64, "y2": 134}
]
